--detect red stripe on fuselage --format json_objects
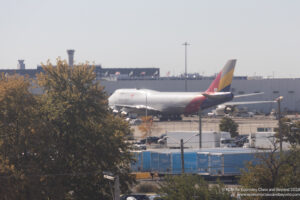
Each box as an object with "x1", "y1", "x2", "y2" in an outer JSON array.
[{"x1": 184, "y1": 95, "x2": 206, "y2": 114}]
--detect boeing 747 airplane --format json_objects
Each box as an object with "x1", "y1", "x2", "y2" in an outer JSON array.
[{"x1": 108, "y1": 60, "x2": 274, "y2": 121}]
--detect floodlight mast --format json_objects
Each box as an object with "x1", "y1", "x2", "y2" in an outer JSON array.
[{"x1": 183, "y1": 42, "x2": 190, "y2": 92}]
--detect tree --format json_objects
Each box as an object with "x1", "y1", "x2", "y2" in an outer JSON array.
[
  {"x1": 36, "y1": 60, "x2": 135, "y2": 199},
  {"x1": 0, "y1": 60, "x2": 135, "y2": 199},
  {"x1": 138, "y1": 116, "x2": 153, "y2": 139},
  {"x1": 0, "y1": 74, "x2": 46, "y2": 199},
  {"x1": 159, "y1": 174, "x2": 234, "y2": 200},
  {"x1": 276, "y1": 117, "x2": 300, "y2": 145},
  {"x1": 240, "y1": 146, "x2": 300, "y2": 200},
  {"x1": 219, "y1": 116, "x2": 239, "y2": 138}
]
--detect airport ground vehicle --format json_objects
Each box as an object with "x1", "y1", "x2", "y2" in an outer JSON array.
[{"x1": 165, "y1": 131, "x2": 231, "y2": 149}]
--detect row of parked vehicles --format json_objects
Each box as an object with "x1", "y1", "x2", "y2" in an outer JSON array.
[
  {"x1": 121, "y1": 193, "x2": 162, "y2": 200},
  {"x1": 132, "y1": 132, "x2": 251, "y2": 150}
]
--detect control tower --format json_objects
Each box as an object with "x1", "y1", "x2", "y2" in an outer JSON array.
[{"x1": 67, "y1": 49, "x2": 75, "y2": 67}]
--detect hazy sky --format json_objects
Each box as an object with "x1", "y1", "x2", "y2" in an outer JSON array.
[{"x1": 1, "y1": 0, "x2": 300, "y2": 77}]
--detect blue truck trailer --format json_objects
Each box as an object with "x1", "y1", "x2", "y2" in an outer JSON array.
[{"x1": 131, "y1": 148, "x2": 269, "y2": 176}]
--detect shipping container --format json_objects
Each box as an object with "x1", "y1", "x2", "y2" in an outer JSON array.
[
  {"x1": 131, "y1": 148, "x2": 272, "y2": 177},
  {"x1": 197, "y1": 152, "x2": 210, "y2": 174},
  {"x1": 141, "y1": 151, "x2": 151, "y2": 172},
  {"x1": 150, "y1": 152, "x2": 160, "y2": 171},
  {"x1": 131, "y1": 151, "x2": 142, "y2": 172},
  {"x1": 171, "y1": 152, "x2": 182, "y2": 174},
  {"x1": 210, "y1": 153, "x2": 224, "y2": 176},
  {"x1": 184, "y1": 152, "x2": 198, "y2": 173},
  {"x1": 159, "y1": 153, "x2": 172, "y2": 173}
]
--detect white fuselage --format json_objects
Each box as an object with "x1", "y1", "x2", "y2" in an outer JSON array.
[
  {"x1": 109, "y1": 88, "x2": 234, "y2": 116},
  {"x1": 108, "y1": 89, "x2": 202, "y2": 115}
]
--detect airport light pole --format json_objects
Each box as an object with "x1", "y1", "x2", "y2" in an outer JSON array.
[
  {"x1": 103, "y1": 173, "x2": 120, "y2": 200},
  {"x1": 183, "y1": 42, "x2": 190, "y2": 92},
  {"x1": 199, "y1": 108, "x2": 202, "y2": 149},
  {"x1": 276, "y1": 96, "x2": 284, "y2": 152},
  {"x1": 145, "y1": 92, "x2": 148, "y2": 144}
]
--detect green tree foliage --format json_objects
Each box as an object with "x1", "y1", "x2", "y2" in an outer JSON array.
[
  {"x1": 37, "y1": 60, "x2": 134, "y2": 199},
  {"x1": 0, "y1": 60, "x2": 135, "y2": 199},
  {"x1": 159, "y1": 174, "x2": 234, "y2": 200},
  {"x1": 219, "y1": 116, "x2": 239, "y2": 138},
  {"x1": 0, "y1": 74, "x2": 46, "y2": 199},
  {"x1": 276, "y1": 117, "x2": 300, "y2": 145},
  {"x1": 240, "y1": 147, "x2": 300, "y2": 200}
]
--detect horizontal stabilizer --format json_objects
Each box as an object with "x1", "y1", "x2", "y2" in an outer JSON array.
[
  {"x1": 235, "y1": 92, "x2": 264, "y2": 98},
  {"x1": 223, "y1": 100, "x2": 276, "y2": 106},
  {"x1": 202, "y1": 92, "x2": 233, "y2": 99}
]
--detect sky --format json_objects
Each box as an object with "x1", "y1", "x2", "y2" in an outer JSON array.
[{"x1": 1, "y1": 0, "x2": 300, "y2": 77}]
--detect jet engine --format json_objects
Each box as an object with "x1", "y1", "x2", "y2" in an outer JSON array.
[{"x1": 224, "y1": 105, "x2": 235, "y2": 114}]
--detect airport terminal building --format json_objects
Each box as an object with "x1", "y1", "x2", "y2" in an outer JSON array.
[
  {"x1": 1, "y1": 65, "x2": 297, "y2": 113},
  {"x1": 1, "y1": 51, "x2": 298, "y2": 114}
]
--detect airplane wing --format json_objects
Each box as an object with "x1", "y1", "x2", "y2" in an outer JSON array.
[
  {"x1": 202, "y1": 92, "x2": 232, "y2": 99},
  {"x1": 111, "y1": 104, "x2": 161, "y2": 115},
  {"x1": 202, "y1": 92, "x2": 263, "y2": 100},
  {"x1": 234, "y1": 92, "x2": 264, "y2": 98},
  {"x1": 222, "y1": 100, "x2": 276, "y2": 106}
]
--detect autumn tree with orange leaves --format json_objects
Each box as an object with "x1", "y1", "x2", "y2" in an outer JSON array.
[
  {"x1": 138, "y1": 116, "x2": 154, "y2": 140},
  {"x1": 0, "y1": 60, "x2": 134, "y2": 199}
]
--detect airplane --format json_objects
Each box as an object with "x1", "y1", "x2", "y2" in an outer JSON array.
[{"x1": 108, "y1": 59, "x2": 272, "y2": 121}]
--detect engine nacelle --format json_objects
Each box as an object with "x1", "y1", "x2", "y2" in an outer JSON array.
[
  {"x1": 224, "y1": 105, "x2": 235, "y2": 114},
  {"x1": 120, "y1": 111, "x2": 128, "y2": 116},
  {"x1": 112, "y1": 109, "x2": 119, "y2": 114}
]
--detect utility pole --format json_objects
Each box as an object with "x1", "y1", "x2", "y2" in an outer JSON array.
[
  {"x1": 276, "y1": 96, "x2": 284, "y2": 152},
  {"x1": 145, "y1": 92, "x2": 148, "y2": 144},
  {"x1": 180, "y1": 139, "x2": 184, "y2": 174},
  {"x1": 114, "y1": 175, "x2": 120, "y2": 200},
  {"x1": 199, "y1": 108, "x2": 202, "y2": 149},
  {"x1": 103, "y1": 172, "x2": 120, "y2": 200},
  {"x1": 167, "y1": 134, "x2": 199, "y2": 174},
  {"x1": 183, "y1": 42, "x2": 190, "y2": 92}
]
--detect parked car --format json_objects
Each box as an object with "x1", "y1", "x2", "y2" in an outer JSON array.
[
  {"x1": 140, "y1": 136, "x2": 160, "y2": 144},
  {"x1": 220, "y1": 138, "x2": 237, "y2": 148},
  {"x1": 130, "y1": 119, "x2": 142, "y2": 126},
  {"x1": 132, "y1": 143, "x2": 147, "y2": 150},
  {"x1": 120, "y1": 194, "x2": 150, "y2": 200},
  {"x1": 120, "y1": 194, "x2": 163, "y2": 200},
  {"x1": 234, "y1": 135, "x2": 249, "y2": 147}
]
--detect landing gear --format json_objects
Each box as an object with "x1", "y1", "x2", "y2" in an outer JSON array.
[
  {"x1": 159, "y1": 114, "x2": 182, "y2": 121},
  {"x1": 159, "y1": 115, "x2": 169, "y2": 121},
  {"x1": 170, "y1": 114, "x2": 182, "y2": 121}
]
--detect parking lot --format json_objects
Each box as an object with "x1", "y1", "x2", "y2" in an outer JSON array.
[{"x1": 132, "y1": 115, "x2": 280, "y2": 140}]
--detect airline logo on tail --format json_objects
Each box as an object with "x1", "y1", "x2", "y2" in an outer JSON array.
[{"x1": 205, "y1": 59, "x2": 236, "y2": 93}]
